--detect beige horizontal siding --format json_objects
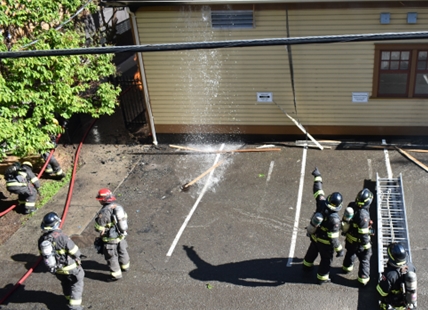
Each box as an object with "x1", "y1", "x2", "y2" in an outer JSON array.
[{"x1": 136, "y1": 5, "x2": 428, "y2": 131}]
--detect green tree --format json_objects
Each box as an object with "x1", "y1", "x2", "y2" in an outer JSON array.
[{"x1": 0, "y1": 0, "x2": 121, "y2": 159}]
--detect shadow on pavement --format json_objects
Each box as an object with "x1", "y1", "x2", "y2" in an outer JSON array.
[
  {"x1": 184, "y1": 245, "x2": 320, "y2": 287},
  {"x1": 80, "y1": 259, "x2": 111, "y2": 282},
  {"x1": 0, "y1": 284, "x2": 67, "y2": 310},
  {"x1": 10, "y1": 254, "x2": 43, "y2": 272}
]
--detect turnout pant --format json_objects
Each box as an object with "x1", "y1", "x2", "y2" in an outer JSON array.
[
  {"x1": 103, "y1": 239, "x2": 130, "y2": 279},
  {"x1": 343, "y1": 242, "x2": 372, "y2": 283},
  {"x1": 42, "y1": 152, "x2": 63, "y2": 176},
  {"x1": 7, "y1": 185, "x2": 37, "y2": 213},
  {"x1": 56, "y1": 266, "x2": 84, "y2": 310},
  {"x1": 303, "y1": 240, "x2": 334, "y2": 280}
]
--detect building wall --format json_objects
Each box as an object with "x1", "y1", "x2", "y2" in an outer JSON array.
[{"x1": 135, "y1": 3, "x2": 428, "y2": 135}]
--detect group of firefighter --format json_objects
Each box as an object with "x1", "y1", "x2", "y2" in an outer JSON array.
[
  {"x1": 37, "y1": 188, "x2": 130, "y2": 310},
  {"x1": 3, "y1": 159, "x2": 129, "y2": 310},
  {"x1": 1, "y1": 157, "x2": 418, "y2": 309},
  {"x1": 304, "y1": 167, "x2": 417, "y2": 310},
  {"x1": 4, "y1": 157, "x2": 64, "y2": 214}
]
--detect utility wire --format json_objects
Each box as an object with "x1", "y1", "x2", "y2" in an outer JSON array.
[{"x1": 1, "y1": 31, "x2": 428, "y2": 59}]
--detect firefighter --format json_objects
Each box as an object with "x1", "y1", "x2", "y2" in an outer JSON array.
[
  {"x1": 42, "y1": 151, "x2": 65, "y2": 179},
  {"x1": 303, "y1": 167, "x2": 344, "y2": 284},
  {"x1": 20, "y1": 161, "x2": 41, "y2": 191},
  {"x1": 377, "y1": 242, "x2": 417, "y2": 310},
  {"x1": 38, "y1": 212, "x2": 85, "y2": 310},
  {"x1": 41, "y1": 118, "x2": 65, "y2": 180},
  {"x1": 341, "y1": 188, "x2": 374, "y2": 286},
  {"x1": 94, "y1": 188, "x2": 130, "y2": 281},
  {"x1": 5, "y1": 162, "x2": 38, "y2": 214}
]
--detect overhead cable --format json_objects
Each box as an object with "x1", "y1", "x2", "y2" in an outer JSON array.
[{"x1": 1, "y1": 31, "x2": 428, "y2": 59}]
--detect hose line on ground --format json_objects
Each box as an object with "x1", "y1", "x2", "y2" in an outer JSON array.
[{"x1": 0, "y1": 119, "x2": 96, "y2": 305}]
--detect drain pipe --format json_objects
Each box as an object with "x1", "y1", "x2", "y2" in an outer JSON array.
[{"x1": 128, "y1": 8, "x2": 158, "y2": 146}]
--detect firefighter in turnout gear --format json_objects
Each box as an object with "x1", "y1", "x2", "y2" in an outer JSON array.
[
  {"x1": 5, "y1": 162, "x2": 38, "y2": 214},
  {"x1": 377, "y1": 242, "x2": 417, "y2": 310},
  {"x1": 94, "y1": 188, "x2": 130, "y2": 281},
  {"x1": 38, "y1": 212, "x2": 85, "y2": 310},
  {"x1": 42, "y1": 151, "x2": 65, "y2": 179},
  {"x1": 41, "y1": 118, "x2": 65, "y2": 180},
  {"x1": 342, "y1": 188, "x2": 374, "y2": 286},
  {"x1": 303, "y1": 167, "x2": 344, "y2": 284},
  {"x1": 20, "y1": 161, "x2": 41, "y2": 190}
]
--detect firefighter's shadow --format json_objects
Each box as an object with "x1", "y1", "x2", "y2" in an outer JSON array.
[
  {"x1": 183, "y1": 245, "x2": 314, "y2": 287},
  {"x1": 11, "y1": 254, "x2": 45, "y2": 272},
  {"x1": 0, "y1": 283, "x2": 67, "y2": 310},
  {"x1": 0, "y1": 199, "x2": 26, "y2": 215},
  {"x1": 80, "y1": 259, "x2": 111, "y2": 282}
]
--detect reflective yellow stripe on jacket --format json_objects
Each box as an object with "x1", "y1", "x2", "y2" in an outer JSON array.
[
  {"x1": 101, "y1": 235, "x2": 125, "y2": 243},
  {"x1": 56, "y1": 263, "x2": 77, "y2": 275},
  {"x1": 313, "y1": 189, "x2": 324, "y2": 199},
  {"x1": 94, "y1": 222, "x2": 114, "y2": 232},
  {"x1": 6, "y1": 181, "x2": 27, "y2": 187}
]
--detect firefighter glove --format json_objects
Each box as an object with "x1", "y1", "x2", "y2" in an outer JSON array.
[
  {"x1": 336, "y1": 249, "x2": 344, "y2": 257},
  {"x1": 94, "y1": 237, "x2": 104, "y2": 254},
  {"x1": 312, "y1": 167, "x2": 321, "y2": 177}
]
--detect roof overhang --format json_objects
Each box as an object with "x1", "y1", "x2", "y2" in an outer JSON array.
[{"x1": 101, "y1": 0, "x2": 409, "y2": 8}]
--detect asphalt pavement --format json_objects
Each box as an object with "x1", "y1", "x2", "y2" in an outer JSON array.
[{"x1": 0, "y1": 112, "x2": 427, "y2": 310}]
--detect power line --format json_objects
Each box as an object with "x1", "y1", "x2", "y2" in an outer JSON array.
[{"x1": 1, "y1": 31, "x2": 428, "y2": 59}]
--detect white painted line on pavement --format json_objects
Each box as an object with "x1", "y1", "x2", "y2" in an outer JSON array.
[
  {"x1": 266, "y1": 160, "x2": 275, "y2": 182},
  {"x1": 287, "y1": 146, "x2": 308, "y2": 267},
  {"x1": 166, "y1": 143, "x2": 225, "y2": 257},
  {"x1": 367, "y1": 158, "x2": 373, "y2": 180},
  {"x1": 382, "y1": 139, "x2": 393, "y2": 178}
]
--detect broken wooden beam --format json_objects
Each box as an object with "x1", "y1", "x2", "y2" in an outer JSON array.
[
  {"x1": 395, "y1": 147, "x2": 428, "y2": 173},
  {"x1": 169, "y1": 145, "x2": 281, "y2": 153}
]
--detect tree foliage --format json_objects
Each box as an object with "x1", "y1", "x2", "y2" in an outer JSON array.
[{"x1": 0, "y1": 0, "x2": 121, "y2": 159}]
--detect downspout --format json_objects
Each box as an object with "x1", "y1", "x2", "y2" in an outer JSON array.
[{"x1": 127, "y1": 8, "x2": 158, "y2": 146}]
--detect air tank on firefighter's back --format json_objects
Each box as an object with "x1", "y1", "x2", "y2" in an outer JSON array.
[{"x1": 113, "y1": 205, "x2": 128, "y2": 233}]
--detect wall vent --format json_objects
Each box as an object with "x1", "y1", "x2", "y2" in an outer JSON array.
[{"x1": 211, "y1": 10, "x2": 254, "y2": 29}]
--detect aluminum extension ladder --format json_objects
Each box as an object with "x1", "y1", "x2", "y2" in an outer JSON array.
[{"x1": 376, "y1": 173, "x2": 412, "y2": 275}]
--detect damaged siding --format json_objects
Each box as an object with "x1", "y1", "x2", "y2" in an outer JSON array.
[
  {"x1": 136, "y1": 6, "x2": 295, "y2": 132},
  {"x1": 135, "y1": 4, "x2": 428, "y2": 134}
]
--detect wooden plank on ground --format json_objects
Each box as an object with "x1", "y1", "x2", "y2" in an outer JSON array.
[
  {"x1": 395, "y1": 147, "x2": 428, "y2": 173},
  {"x1": 169, "y1": 145, "x2": 281, "y2": 153}
]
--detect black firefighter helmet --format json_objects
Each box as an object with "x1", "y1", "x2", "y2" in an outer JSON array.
[
  {"x1": 356, "y1": 188, "x2": 373, "y2": 208},
  {"x1": 325, "y1": 192, "x2": 343, "y2": 212}
]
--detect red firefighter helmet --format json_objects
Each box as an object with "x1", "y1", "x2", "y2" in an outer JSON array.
[{"x1": 96, "y1": 188, "x2": 116, "y2": 203}]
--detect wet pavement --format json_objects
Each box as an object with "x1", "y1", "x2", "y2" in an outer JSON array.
[{"x1": 0, "y1": 111, "x2": 427, "y2": 309}]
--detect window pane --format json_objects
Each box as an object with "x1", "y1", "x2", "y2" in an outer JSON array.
[
  {"x1": 381, "y1": 51, "x2": 390, "y2": 60},
  {"x1": 414, "y1": 74, "x2": 428, "y2": 95},
  {"x1": 401, "y1": 51, "x2": 410, "y2": 60},
  {"x1": 390, "y1": 61, "x2": 399, "y2": 70},
  {"x1": 400, "y1": 61, "x2": 409, "y2": 70},
  {"x1": 378, "y1": 73, "x2": 407, "y2": 95},
  {"x1": 418, "y1": 51, "x2": 427, "y2": 60},
  {"x1": 417, "y1": 61, "x2": 427, "y2": 70},
  {"x1": 381, "y1": 61, "x2": 389, "y2": 70},
  {"x1": 391, "y1": 51, "x2": 400, "y2": 60}
]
